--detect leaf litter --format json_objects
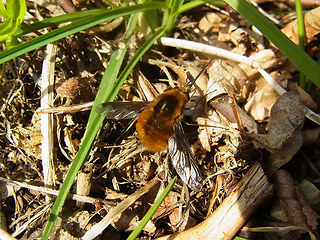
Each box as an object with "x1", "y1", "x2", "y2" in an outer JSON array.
[{"x1": 1, "y1": 1, "x2": 320, "y2": 239}]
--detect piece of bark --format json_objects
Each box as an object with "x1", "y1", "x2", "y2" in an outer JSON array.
[{"x1": 155, "y1": 162, "x2": 273, "y2": 240}]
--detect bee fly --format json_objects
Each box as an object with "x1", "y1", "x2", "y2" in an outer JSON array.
[{"x1": 96, "y1": 61, "x2": 212, "y2": 190}]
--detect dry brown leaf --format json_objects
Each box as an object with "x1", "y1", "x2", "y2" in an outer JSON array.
[
  {"x1": 273, "y1": 170, "x2": 318, "y2": 233},
  {"x1": 15, "y1": 113, "x2": 43, "y2": 160},
  {"x1": 241, "y1": 50, "x2": 290, "y2": 121},
  {"x1": 206, "y1": 61, "x2": 261, "y2": 134},
  {"x1": 266, "y1": 129, "x2": 304, "y2": 176},
  {"x1": 288, "y1": 81, "x2": 317, "y2": 110},
  {"x1": 267, "y1": 91, "x2": 306, "y2": 136},
  {"x1": 208, "y1": 95, "x2": 261, "y2": 134},
  {"x1": 249, "y1": 91, "x2": 305, "y2": 149},
  {"x1": 249, "y1": 91, "x2": 306, "y2": 175},
  {"x1": 244, "y1": 83, "x2": 280, "y2": 121},
  {"x1": 63, "y1": 127, "x2": 79, "y2": 156},
  {"x1": 198, "y1": 12, "x2": 225, "y2": 34},
  {"x1": 295, "y1": 183, "x2": 319, "y2": 230},
  {"x1": 282, "y1": 6, "x2": 320, "y2": 45},
  {"x1": 198, "y1": 10, "x2": 265, "y2": 55}
]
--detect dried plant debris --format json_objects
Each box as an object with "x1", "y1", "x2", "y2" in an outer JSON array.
[
  {"x1": 205, "y1": 60, "x2": 261, "y2": 133},
  {"x1": 249, "y1": 91, "x2": 307, "y2": 175},
  {"x1": 198, "y1": 10, "x2": 264, "y2": 56},
  {"x1": 154, "y1": 163, "x2": 273, "y2": 240}
]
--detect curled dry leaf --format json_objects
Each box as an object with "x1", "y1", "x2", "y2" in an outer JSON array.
[
  {"x1": 267, "y1": 91, "x2": 306, "y2": 138},
  {"x1": 295, "y1": 183, "x2": 319, "y2": 230},
  {"x1": 288, "y1": 81, "x2": 317, "y2": 110},
  {"x1": 282, "y1": 6, "x2": 320, "y2": 45},
  {"x1": 206, "y1": 60, "x2": 249, "y2": 103},
  {"x1": 206, "y1": 60, "x2": 261, "y2": 134},
  {"x1": 63, "y1": 126, "x2": 80, "y2": 157},
  {"x1": 198, "y1": 12, "x2": 226, "y2": 34},
  {"x1": 273, "y1": 170, "x2": 318, "y2": 234},
  {"x1": 249, "y1": 91, "x2": 306, "y2": 175},
  {"x1": 244, "y1": 81, "x2": 280, "y2": 121}
]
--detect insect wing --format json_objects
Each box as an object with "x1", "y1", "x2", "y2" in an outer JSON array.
[
  {"x1": 168, "y1": 122, "x2": 202, "y2": 190},
  {"x1": 95, "y1": 101, "x2": 149, "y2": 119}
]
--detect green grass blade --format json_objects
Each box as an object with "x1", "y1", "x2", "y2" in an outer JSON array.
[
  {"x1": 139, "y1": 0, "x2": 160, "y2": 32},
  {"x1": 13, "y1": 2, "x2": 167, "y2": 38},
  {"x1": 163, "y1": 0, "x2": 184, "y2": 35},
  {"x1": 295, "y1": 0, "x2": 305, "y2": 49},
  {"x1": 13, "y1": 9, "x2": 111, "y2": 37},
  {"x1": 177, "y1": 0, "x2": 208, "y2": 15},
  {"x1": 295, "y1": 0, "x2": 306, "y2": 88},
  {"x1": 7, "y1": 0, "x2": 26, "y2": 19},
  {"x1": 223, "y1": 0, "x2": 320, "y2": 88},
  {"x1": 0, "y1": 0, "x2": 26, "y2": 43},
  {"x1": 126, "y1": 178, "x2": 176, "y2": 240},
  {"x1": 0, "y1": 1, "x2": 7, "y2": 17},
  {"x1": 0, "y1": 2, "x2": 166, "y2": 64},
  {"x1": 0, "y1": 19, "x2": 16, "y2": 41}
]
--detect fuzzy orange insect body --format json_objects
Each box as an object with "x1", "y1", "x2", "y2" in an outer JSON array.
[{"x1": 136, "y1": 88, "x2": 189, "y2": 151}]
